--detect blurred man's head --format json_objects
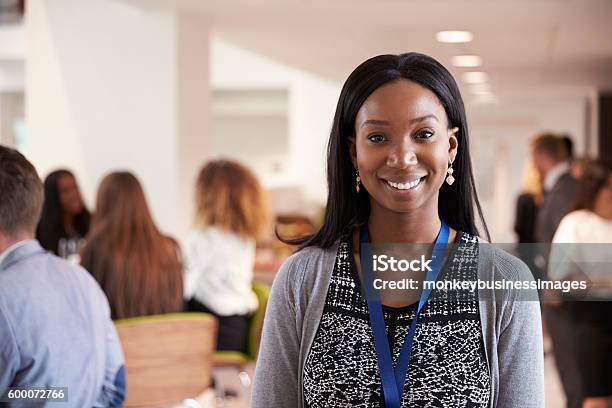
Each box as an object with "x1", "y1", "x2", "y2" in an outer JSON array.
[
  {"x1": 0, "y1": 145, "x2": 43, "y2": 251},
  {"x1": 530, "y1": 133, "x2": 568, "y2": 179}
]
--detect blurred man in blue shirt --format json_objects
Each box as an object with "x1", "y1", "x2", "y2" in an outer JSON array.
[{"x1": 0, "y1": 145, "x2": 125, "y2": 407}]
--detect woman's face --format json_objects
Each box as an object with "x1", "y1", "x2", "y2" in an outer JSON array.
[
  {"x1": 57, "y1": 174, "x2": 84, "y2": 216},
  {"x1": 350, "y1": 79, "x2": 458, "y2": 216}
]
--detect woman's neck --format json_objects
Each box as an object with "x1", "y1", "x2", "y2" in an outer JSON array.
[
  {"x1": 593, "y1": 207, "x2": 612, "y2": 221},
  {"x1": 593, "y1": 197, "x2": 612, "y2": 221},
  {"x1": 63, "y1": 213, "x2": 77, "y2": 236},
  {"x1": 367, "y1": 202, "x2": 441, "y2": 244}
]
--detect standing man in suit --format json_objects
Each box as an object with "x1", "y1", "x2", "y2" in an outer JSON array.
[
  {"x1": 0, "y1": 145, "x2": 125, "y2": 407},
  {"x1": 533, "y1": 133, "x2": 577, "y2": 244},
  {"x1": 530, "y1": 133, "x2": 580, "y2": 408}
]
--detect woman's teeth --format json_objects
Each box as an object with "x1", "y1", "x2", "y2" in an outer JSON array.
[{"x1": 387, "y1": 178, "x2": 422, "y2": 190}]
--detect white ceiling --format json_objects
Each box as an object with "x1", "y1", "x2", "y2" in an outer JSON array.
[{"x1": 122, "y1": 0, "x2": 612, "y2": 99}]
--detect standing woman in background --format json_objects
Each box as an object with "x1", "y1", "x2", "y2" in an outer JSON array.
[
  {"x1": 80, "y1": 172, "x2": 183, "y2": 319},
  {"x1": 184, "y1": 160, "x2": 270, "y2": 353},
  {"x1": 514, "y1": 161, "x2": 544, "y2": 279},
  {"x1": 550, "y1": 161, "x2": 612, "y2": 408},
  {"x1": 36, "y1": 169, "x2": 91, "y2": 256},
  {"x1": 252, "y1": 53, "x2": 544, "y2": 407},
  {"x1": 514, "y1": 161, "x2": 543, "y2": 244}
]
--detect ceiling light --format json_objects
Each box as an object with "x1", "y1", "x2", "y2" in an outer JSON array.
[
  {"x1": 436, "y1": 30, "x2": 473, "y2": 43},
  {"x1": 451, "y1": 55, "x2": 482, "y2": 67},
  {"x1": 472, "y1": 93, "x2": 499, "y2": 104},
  {"x1": 469, "y1": 83, "x2": 492, "y2": 93},
  {"x1": 462, "y1": 71, "x2": 489, "y2": 84},
  {"x1": 472, "y1": 90, "x2": 493, "y2": 96}
]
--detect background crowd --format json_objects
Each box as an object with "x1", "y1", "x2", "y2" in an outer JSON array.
[
  {"x1": 33, "y1": 158, "x2": 271, "y2": 353},
  {"x1": 1, "y1": 129, "x2": 611, "y2": 406},
  {"x1": 517, "y1": 133, "x2": 612, "y2": 408}
]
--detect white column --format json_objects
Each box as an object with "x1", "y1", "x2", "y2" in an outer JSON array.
[
  {"x1": 175, "y1": 13, "x2": 211, "y2": 241},
  {"x1": 25, "y1": 0, "x2": 211, "y2": 242},
  {"x1": 288, "y1": 71, "x2": 340, "y2": 205},
  {"x1": 0, "y1": 92, "x2": 24, "y2": 147}
]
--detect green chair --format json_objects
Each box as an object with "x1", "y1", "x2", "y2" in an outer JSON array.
[{"x1": 214, "y1": 282, "x2": 271, "y2": 366}]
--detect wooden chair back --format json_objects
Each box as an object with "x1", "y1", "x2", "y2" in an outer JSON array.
[{"x1": 115, "y1": 313, "x2": 217, "y2": 407}]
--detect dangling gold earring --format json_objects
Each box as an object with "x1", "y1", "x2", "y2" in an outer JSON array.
[
  {"x1": 355, "y1": 171, "x2": 361, "y2": 193},
  {"x1": 446, "y1": 163, "x2": 455, "y2": 185}
]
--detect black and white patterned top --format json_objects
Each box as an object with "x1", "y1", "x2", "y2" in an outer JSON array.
[{"x1": 303, "y1": 231, "x2": 491, "y2": 407}]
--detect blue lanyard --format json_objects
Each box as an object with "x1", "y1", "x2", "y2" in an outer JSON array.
[{"x1": 359, "y1": 221, "x2": 449, "y2": 408}]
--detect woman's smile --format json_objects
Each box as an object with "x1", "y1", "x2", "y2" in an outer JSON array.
[{"x1": 381, "y1": 175, "x2": 427, "y2": 194}]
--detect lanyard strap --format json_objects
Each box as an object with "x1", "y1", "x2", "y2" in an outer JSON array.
[{"x1": 360, "y1": 222, "x2": 449, "y2": 408}]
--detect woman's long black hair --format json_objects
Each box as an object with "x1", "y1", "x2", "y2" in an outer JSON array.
[
  {"x1": 284, "y1": 52, "x2": 490, "y2": 248},
  {"x1": 36, "y1": 169, "x2": 91, "y2": 254}
]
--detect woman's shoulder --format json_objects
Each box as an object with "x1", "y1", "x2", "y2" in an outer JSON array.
[
  {"x1": 188, "y1": 226, "x2": 220, "y2": 239},
  {"x1": 188, "y1": 226, "x2": 252, "y2": 244},
  {"x1": 561, "y1": 209, "x2": 592, "y2": 224},
  {"x1": 473, "y1": 239, "x2": 541, "y2": 308},
  {"x1": 279, "y1": 243, "x2": 339, "y2": 275},
  {"x1": 187, "y1": 226, "x2": 255, "y2": 250},
  {"x1": 552, "y1": 210, "x2": 591, "y2": 243},
  {"x1": 474, "y1": 236, "x2": 534, "y2": 282},
  {"x1": 457, "y1": 232, "x2": 532, "y2": 281},
  {"x1": 273, "y1": 242, "x2": 340, "y2": 298}
]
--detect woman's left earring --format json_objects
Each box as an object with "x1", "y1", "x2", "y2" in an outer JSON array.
[
  {"x1": 446, "y1": 164, "x2": 455, "y2": 185},
  {"x1": 355, "y1": 171, "x2": 361, "y2": 193}
]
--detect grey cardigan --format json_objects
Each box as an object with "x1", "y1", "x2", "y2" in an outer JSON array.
[{"x1": 252, "y1": 241, "x2": 545, "y2": 407}]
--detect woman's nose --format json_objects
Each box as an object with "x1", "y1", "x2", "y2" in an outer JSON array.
[{"x1": 386, "y1": 144, "x2": 417, "y2": 168}]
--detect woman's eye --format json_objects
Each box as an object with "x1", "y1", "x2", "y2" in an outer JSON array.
[
  {"x1": 415, "y1": 129, "x2": 435, "y2": 139},
  {"x1": 367, "y1": 134, "x2": 386, "y2": 143}
]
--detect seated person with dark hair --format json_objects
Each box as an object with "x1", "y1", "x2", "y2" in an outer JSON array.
[{"x1": 0, "y1": 145, "x2": 125, "y2": 407}]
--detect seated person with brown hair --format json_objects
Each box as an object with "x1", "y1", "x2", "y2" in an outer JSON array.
[
  {"x1": 185, "y1": 160, "x2": 270, "y2": 353},
  {"x1": 80, "y1": 171, "x2": 184, "y2": 319}
]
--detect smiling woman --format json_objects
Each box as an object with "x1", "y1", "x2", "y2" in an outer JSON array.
[
  {"x1": 252, "y1": 53, "x2": 545, "y2": 408},
  {"x1": 350, "y1": 80, "x2": 460, "y2": 238}
]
